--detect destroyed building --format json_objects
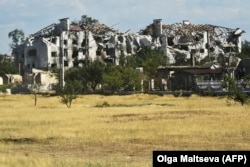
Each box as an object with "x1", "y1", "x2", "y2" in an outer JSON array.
[
  {"x1": 142, "y1": 19, "x2": 244, "y2": 65},
  {"x1": 15, "y1": 18, "x2": 245, "y2": 90}
]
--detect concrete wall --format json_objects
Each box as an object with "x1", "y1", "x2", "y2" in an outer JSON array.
[
  {"x1": 24, "y1": 38, "x2": 48, "y2": 70},
  {"x1": 0, "y1": 77, "x2": 3, "y2": 85}
]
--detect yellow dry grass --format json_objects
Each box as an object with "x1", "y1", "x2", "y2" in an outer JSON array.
[{"x1": 0, "y1": 94, "x2": 249, "y2": 167}]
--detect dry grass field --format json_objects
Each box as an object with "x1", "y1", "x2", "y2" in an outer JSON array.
[{"x1": 0, "y1": 94, "x2": 249, "y2": 166}]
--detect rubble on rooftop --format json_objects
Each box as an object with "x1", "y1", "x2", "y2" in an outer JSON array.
[
  {"x1": 82, "y1": 23, "x2": 118, "y2": 35},
  {"x1": 141, "y1": 19, "x2": 244, "y2": 65}
]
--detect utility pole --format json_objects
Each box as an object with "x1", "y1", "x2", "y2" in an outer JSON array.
[
  {"x1": 85, "y1": 29, "x2": 89, "y2": 66},
  {"x1": 207, "y1": 30, "x2": 210, "y2": 61},
  {"x1": 60, "y1": 31, "x2": 65, "y2": 89}
]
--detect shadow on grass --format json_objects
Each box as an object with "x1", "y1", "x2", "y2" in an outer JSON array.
[
  {"x1": 95, "y1": 101, "x2": 175, "y2": 108},
  {"x1": 0, "y1": 137, "x2": 56, "y2": 144}
]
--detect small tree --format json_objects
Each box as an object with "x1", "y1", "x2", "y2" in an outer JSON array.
[
  {"x1": 58, "y1": 81, "x2": 80, "y2": 108},
  {"x1": 30, "y1": 83, "x2": 41, "y2": 106},
  {"x1": 222, "y1": 75, "x2": 248, "y2": 105},
  {"x1": 79, "y1": 15, "x2": 99, "y2": 25}
]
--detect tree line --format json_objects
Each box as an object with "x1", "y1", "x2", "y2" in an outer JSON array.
[{"x1": 61, "y1": 47, "x2": 167, "y2": 93}]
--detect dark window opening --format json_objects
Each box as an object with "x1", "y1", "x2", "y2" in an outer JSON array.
[
  {"x1": 81, "y1": 40, "x2": 86, "y2": 47},
  {"x1": 73, "y1": 61, "x2": 79, "y2": 67},
  {"x1": 28, "y1": 49, "x2": 37, "y2": 56},
  {"x1": 64, "y1": 49, "x2": 68, "y2": 57},
  {"x1": 51, "y1": 52, "x2": 57, "y2": 57},
  {"x1": 118, "y1": 36, "x2": 124, "y2": 43},
  {"x1": 168, "y1": 37, "x2": 174, "y2": 46},
  {"x1": 180, "y1": 45, "x2": 189, "y2": 51},
  {"x1": 52, "y1": 38, "x2": 57, "y2": 44},
  {"x1": 96, "y1": 50, "x2": 102, "y2": 55},
  {"x1": 82, "y1": 48, "x2": 87, "y2": 55},
  {"x1": 72, "y1": 39, "x2": 78, "y2": 45},
  {"x1": 21, "y1": 54, "x2": 24, "y2": 58},
  {"x1": 72, "y1": 50, "x2": 78, "y2": 58},
  {"x1": 200, "y1": 49, "x2": 205, "y2": 53},
  {"x1": 224, "y1": 47, "x2": 234, "y2": 53},
  {"x1": 64, "y1": 40, "x2": 68, "y2": 45},
  {"x1": 51, "y1": 64, "x2": 57, "y2": 68},
  {"x1": 64, "y1": 61, "x2": 68, "y2": 67}
]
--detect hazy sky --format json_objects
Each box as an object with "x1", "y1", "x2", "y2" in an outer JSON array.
[{"x1": 1, "y1": 0, "x2": 249, "y2": 54}]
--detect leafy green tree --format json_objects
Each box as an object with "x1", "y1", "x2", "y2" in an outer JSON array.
[
  {"x1": 126, "y1": 47, "x2": 167, "y2": 78},
  {"x1": 222, "y1": 75, "x2": 249, "y2": 105},
  {"x1": 0, "y1": 84, "x2": 12, "y2": 94},
  {"x1": 79, "y1": 15, "x2": 99, "y2": 25},
  {"x1": 121, "y1": 67, "x2": 142, "y2": 91},
  {"x1": 59, "y1": 81, "x2": 81, "y2": 108},
  {"x1": 8, "y1": 29, "x2": 25, "y2": 54},
  {"x1": 85, "y1": 61, "x2": 105, "y2": 91},
  {"x1": 236, "y1": 40, "x2": 250, "y2": 59},
  {"x1": 65, "y1": 67, "x2": 87, "y2": 93},
  {"x1": 64, "y1": 61, "x2": 104, "y2": 92},
  {"x1": 0, "y1": 54, "x2": 18, "y2": 75},
  {"x1": 102, "y1": 65, "x2": 123, "y2": 93}
]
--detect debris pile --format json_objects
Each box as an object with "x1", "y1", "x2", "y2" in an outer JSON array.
[{"x1": 82, "y1": 23, "x2": 118, "y2": 35}]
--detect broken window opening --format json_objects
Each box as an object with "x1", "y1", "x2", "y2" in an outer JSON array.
[
  {"x1": 73, "y1": 61, "x2": 79, "y2": 67},
  {"x1": 72, "y1": 50, "x2": 78, "y2": 58},
  {"x1": 224, "y1": 47, "x2": 236, "y2": 53},
  {"x1": 118, "y1": 36, "x2": 124, "y2": 43},
  {"x1": 28, "y1": 49, "x2": 37, "y2": 56},
  {"x1": 180, "y1": 45, "x2": 189, "y2": 51},
  {"x1": 82, "y1": 48, "x2": 87, "y2": 55},
  {"x1": 64, "y1": 49, "x2": 68, "y2": 57},
  {"x1": 64, "y1": 40, "x2": 68, "y2": 45},
  {"x1": 52, "y1": 37, "x2": 57, "y2": 44},
  {"x1": 81, "y1": 40, "x2": 86, "y2": 47},
  {"x1": 51, "y1": 64, "x2": 57, "y2": 68},
  {"x1": 127, "y1": 48, "x2": 132, "y2": 54},
  {"x1": 72, "y1": 39, "x2": 78, "y2": 45},
  {"x1": 64, "y1": 61, "x2": 68, "y2": 67},
  {"x1": 167, "y1": 37, "x2": 174, "y2": 46},
  {"x1": 51, "y1": 52, "x2": 57, "y2": 57},
  {"x1": 96, "y1": 50, "x2": 102, "y2": 56}
]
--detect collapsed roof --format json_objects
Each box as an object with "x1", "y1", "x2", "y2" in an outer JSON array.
[{"x1": 142, "y1": 20, "x2": 244, "y2": 45}]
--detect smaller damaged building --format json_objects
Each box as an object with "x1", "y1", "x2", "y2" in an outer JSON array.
[
  {"x1": 158, "y1": 62, "x2": 223, "y2": 92},
  {"x1": 0, "y1": 74, "x2": 22, "y2": 85}
]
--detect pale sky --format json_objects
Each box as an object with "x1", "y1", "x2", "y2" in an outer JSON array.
[{"x1": 1, "y1": 0, "x2": 250, "y2": 54}]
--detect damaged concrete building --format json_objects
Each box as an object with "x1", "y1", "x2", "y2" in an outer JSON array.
[
  {"x1": 15, "y1": 18, "x2": 245, "y2": 91},
  {"x1": 142, "y1": 19, "x2": 244, "y2": 65}
]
